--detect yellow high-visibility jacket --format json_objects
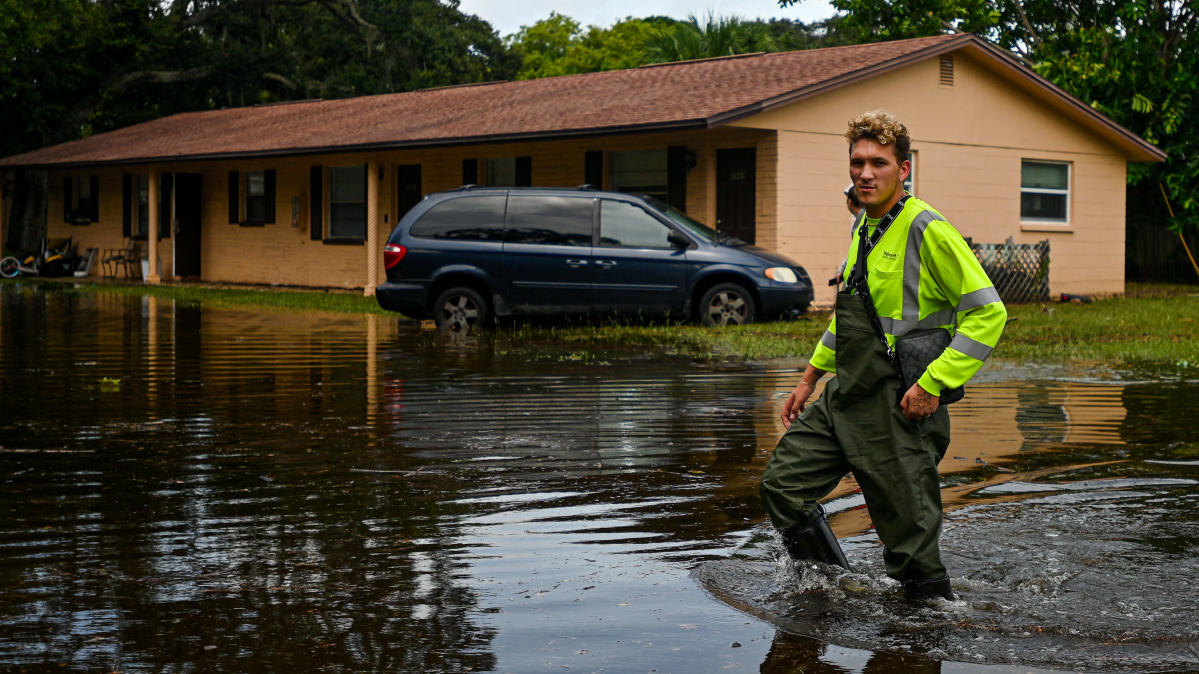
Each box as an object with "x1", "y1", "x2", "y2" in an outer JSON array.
[{"x1": 810, "y1": 196, "x2": 1007, "y2": 395}]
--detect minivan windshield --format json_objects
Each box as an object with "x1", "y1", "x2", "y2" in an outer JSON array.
[{"x1": 647, "y1": 197, "x2": 743, "y2": 245}]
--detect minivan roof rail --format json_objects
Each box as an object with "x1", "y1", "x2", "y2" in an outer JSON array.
[{"x1": 577, "y1": 184, "x2": 598, "y2": 190}]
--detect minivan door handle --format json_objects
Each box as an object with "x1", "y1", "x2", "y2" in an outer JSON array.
[
  {"x1": 565, "y1": 258, "x2": 589, "y2": 267},
  {"x1": 595, "y1": 260, "x2": 617, "y2": 269}
]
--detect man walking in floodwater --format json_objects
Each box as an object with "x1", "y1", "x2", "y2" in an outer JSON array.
[{"x1": 759, "y1": 111, "x2": 1007, "y2": 600}]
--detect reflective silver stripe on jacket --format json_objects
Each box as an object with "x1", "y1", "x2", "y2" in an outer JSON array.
[
  {"x1": 820, "y1": 329, "x2": 836, "y2": 350},
  {"x1": 949, "y1": 332, "x2": 993, "y2": 361},
  {"x1": 893, "y1": 209, "x2": 944, "y2": 337},
  {"x1": 957, "y1": 286, "x2": 1002, "y2": 311}
]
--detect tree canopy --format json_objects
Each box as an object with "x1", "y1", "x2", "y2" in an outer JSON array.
[{"x1": 0, "y1": 0, "x2": 517, "y2": 158}]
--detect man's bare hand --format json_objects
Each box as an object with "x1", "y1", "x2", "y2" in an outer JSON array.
[
  {"x1": 781, "y1": 381, "x2": 815, "y2": 428},
  {"x1": 900, "y1": 382, "x2": 940, "y2": 420}
]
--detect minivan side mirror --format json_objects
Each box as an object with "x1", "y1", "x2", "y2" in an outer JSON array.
[{"x1": 668, "y1": 230, "x2": 691, "y2": 250}]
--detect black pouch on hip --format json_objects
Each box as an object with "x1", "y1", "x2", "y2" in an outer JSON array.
[{"x1": 895, "y1": 328, "x2": 964, "y2": 405}]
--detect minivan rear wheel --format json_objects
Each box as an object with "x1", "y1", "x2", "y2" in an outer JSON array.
[
  {"x1": 699, "y1": 283, "x2": 756, "y2": 327},
  {"x1": 432, "y1": 286, "x2": 490, "y2": 333}
]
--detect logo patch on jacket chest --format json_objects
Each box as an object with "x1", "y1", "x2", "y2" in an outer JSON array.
[{"x1": 881, "y1": 251, "x2": 899, "y2": 261}]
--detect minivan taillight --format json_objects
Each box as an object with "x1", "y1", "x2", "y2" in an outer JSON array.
[{"x1": 383, "y1": 243, "x2": 407, "y2": 269}]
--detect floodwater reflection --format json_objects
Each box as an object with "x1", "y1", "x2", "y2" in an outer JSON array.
[{"x1": 0, "y1": 283, "x2": 1195, "y2": 672}]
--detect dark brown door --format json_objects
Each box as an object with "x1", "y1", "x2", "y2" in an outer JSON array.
[
  {"x1": 716, "y1": 148, "x2": 756, "y2": 244},
  {"x1": 397, "y1": 164, "x2": 422, "y2": 221},
  {"x1": 174, "y1": 173, "x2": 202, "y2": 278}
]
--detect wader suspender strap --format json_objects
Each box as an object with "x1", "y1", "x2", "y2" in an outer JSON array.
[{"x1": 847, "y1": 195, "x2": 910, "y2": 378}]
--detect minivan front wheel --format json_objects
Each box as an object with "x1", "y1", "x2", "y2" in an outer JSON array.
[
  {"x1": 699, "y1": 283, "x2": 756, "y2": 327},
  {"x1": 432, "y1": 286, "x2": 490, "y2": 333}
]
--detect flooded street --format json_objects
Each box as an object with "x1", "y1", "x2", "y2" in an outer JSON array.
[{"x1": 1, "y1": 283, "x2": 1196, "y2": 672}]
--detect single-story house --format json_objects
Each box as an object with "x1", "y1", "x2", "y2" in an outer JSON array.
[{"x1": 0, "y1": 33, "x2": 1164, "y2": 302}]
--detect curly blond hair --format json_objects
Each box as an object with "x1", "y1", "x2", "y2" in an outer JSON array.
[{"x1": 846, "y1": 110, "x2": 910, "y2": 161}]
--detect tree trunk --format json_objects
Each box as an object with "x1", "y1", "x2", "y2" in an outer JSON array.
[{"x1": 4, "y1": 170, "x2": 48, "y2": 255}]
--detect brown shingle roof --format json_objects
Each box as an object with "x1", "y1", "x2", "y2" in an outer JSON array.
[{"x1": 0, "y1": 33, "x2": 1162, "y2": 167}]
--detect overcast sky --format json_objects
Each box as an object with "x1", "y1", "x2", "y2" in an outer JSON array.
[{"x1": 456, "y1": 0, "x2": 837, "y2": 38}]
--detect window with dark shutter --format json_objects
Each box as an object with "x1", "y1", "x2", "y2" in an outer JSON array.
[
  {"x1": 244, "y1": 171, "x2": 266, "y2": 225},
  {"x1": 228, "y1": 171, "x2": 240, "y2": 224},
  {"x1": 63, "y1": 178, "x2": 73, "y2": 224},
  {"x1": 462, "y1": 159, "x2": 478, "y2": 186},
  {"x1": 64, "y1": 175, "x2": 99, "y2": 225},
  {"x1": 88, "y1": 176, "x2": 99, "y2": 222},
  {"x1": 667, "y1": 146, "x2": 689, "y2": 211},
  {"x1": 122, "y1": 174, "x2": 132, "y2": 237},
  {"x1": 264, "y1": 169, "x2": 276, "y2": 224},
  {"x1": 515, "y1": 156, "x2": 532, "y2": 187},
  {"x1": 328, "y1": 164, "x2": 367, "y2": 240},
  {"x1": 584, "y1": 151, "x2": 603, "y2": 188},
  {"x1": 310, "y1": 166, "x2": 323, "y2": 240}
]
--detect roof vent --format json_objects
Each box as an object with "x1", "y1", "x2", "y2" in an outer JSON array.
[{"x1": 939, "y1": 55, "x2": 954, "y2": 86}]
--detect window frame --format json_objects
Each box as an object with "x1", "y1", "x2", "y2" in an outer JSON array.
[
  {"x1": 65, "y1": 175, "x2": 99, "y2": 225},
  {"x1": 244, "y1": 170, "x2": 267, "y2": 224},
  {"x1": 1020, "y1": 159, "x2": 1071, "y2": 225},
  {"x1": 611, "y1": 149, "x2": 669, "y2": 201},
  {"x1": 326, "y1": 164, "x2": 368, "y2": 242},
  {"x1": 134, "y1": 174, "x2": 151, "y2": 239}
]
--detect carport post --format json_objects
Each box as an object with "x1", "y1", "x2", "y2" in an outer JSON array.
[
  {"x1": 146, "y1": 169, "x2": 161, "y2": 284},
  {"x1": 364, "y1": 159, "x2": 379, "y2": 297}
]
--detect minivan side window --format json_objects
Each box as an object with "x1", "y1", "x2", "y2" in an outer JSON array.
[
  {"x1": 599, "y1": 200, "x2": 674, "y2": 248},
  {"x1": 409, "y1": 195, "x2": 506, "y2": 240},
  {"x1": 504, "y1": 195, "x2": 594, "y2": 246}
]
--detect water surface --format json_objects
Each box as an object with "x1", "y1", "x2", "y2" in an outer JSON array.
[{"x1": 0, "y1": 283, "x2": 1195, "y2": 672}]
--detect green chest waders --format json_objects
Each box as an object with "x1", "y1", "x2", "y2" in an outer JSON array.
[{"x1": 760, "y1": 287, "x2": 954, "y2": 598}]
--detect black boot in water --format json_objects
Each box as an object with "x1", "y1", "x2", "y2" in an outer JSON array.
[
  {"x1": 780, "y1": 505, "x2": 850, "y2": 570},
  {"x1": 903, "y1": 576, "x2": 955, "y2": 601}
]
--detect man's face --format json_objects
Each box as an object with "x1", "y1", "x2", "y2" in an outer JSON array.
[{"x1": 849, "y1": 138, "x2": 910, "y2": 217}]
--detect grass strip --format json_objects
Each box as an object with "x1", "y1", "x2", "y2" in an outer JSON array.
[{"x1": 12, "y1": 279, "x2": 1198, "y2": 367}]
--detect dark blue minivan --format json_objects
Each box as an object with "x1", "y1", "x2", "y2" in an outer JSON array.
[{"x1": 375, "y1": 186, "x2": 813, "y2": 330}]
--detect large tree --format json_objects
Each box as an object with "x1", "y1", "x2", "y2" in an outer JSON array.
[
  {"x1": 780, "y1": 0, "x2": 1198, "y2": 249},
  {"x1": 1, "y1": 0, "x2": 518, "y2": 252},
  {"x1": 0, "y1": 0, "x2": 517, "y2": 159}
]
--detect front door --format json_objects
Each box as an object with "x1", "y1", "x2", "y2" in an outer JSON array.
[
  {"x1": 716, "y1": 148, "x2": 756, "y2": 244},
  {"x1": 396, "y1": 164, "x2": 422, "y2": 222},
  {"x1": 174, "y1": 173, "x2": 202, "y2": 278}
]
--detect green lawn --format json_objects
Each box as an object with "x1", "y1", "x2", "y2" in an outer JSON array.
[{"x1": 16, "y1": 279, "x2": 1199, "y2": 368}]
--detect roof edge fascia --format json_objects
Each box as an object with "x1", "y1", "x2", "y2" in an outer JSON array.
[{"x1": 0, "y1": 120, "x2": 710, "y2": 171}]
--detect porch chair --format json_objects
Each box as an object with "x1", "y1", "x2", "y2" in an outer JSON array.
[{"x1": 101, "y1": 240, "x2": 142, "y2": 279}]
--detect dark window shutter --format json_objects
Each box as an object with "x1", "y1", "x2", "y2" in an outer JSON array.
[
  {"x1": 667, "y1": 146, "x2": 688, "y2": 211},
  {"x1": 264, "y1": 169, "x2": 276, "y2": 224},
  {"x1": 122, "y1": 174, "x2": 132, "y2": 237},
  {"x1": 462, "y1": 159, "x2": 477, "y2": 186},
  {"x1": 89, "y1": 176, "x2": 99, "y2": 222},
  {"x1": 63, "y1": 177, "x2": 72, "y2": 222},
  {"x1": 159, "y1": 173, "x2": 172, "y2": 239},
  {"x1": 310, "y1": 165, "x2": 323, "y2": 240},
  {"x1": 228, "y1": 171, "x2": 240, "y2": 224},
  {"x1": 584, "y1": 151, "x2": 603, "y2": 188},
  {"x1": 515, "y1": 156, "x2": 532, "y2": 187}
]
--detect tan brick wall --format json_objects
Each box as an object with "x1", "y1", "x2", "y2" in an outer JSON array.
[{"x1": 41, "y1": 131, "x2": 770, "y2": 288}]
